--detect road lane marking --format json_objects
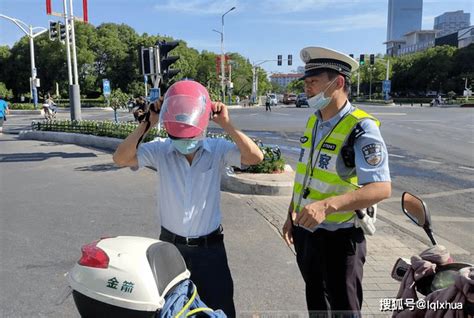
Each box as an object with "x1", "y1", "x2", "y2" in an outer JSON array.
[
  {"x1": 431, "y1": 216, "x2": 474, "y2": 223},
  {"x1": 371, "y1": 113, "x2": 406, "y2": 116},
  {"x1": 418, "y1": 159, "x2": 442, "y2": 164},
  {"x1": 389, "y1": 154, "x2": 405, "y2": 158},
  {"x1": 287, "y1": 139, "x2": 300, "y2": 143},
  {"x1": 271, "y1": 112, "x2": 291, "y2": 116},
  {"x1": 459, "y1": 166, "x2": 474, "y2": 171},
  {"x1": 382, "y1": 188, "x2": 474, "y2": 203},
  {"x1": 389, "y1": 120, "x2": 441, "y2": 122}
]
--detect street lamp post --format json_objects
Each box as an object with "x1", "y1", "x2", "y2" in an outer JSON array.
[
  {"x1": 0, "y1": 14, "x2": 47, "y2": 109},
  {"x1": 219, "y1": 6, "x2": 235, "y2": 102}
]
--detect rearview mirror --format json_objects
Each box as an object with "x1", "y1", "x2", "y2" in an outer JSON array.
[
  {"x1": 401, "y1": 192, "x2": 437, "y2": 245},
  {"x1": 401, "y1": 192, "x2": 427, "y2": 227}
]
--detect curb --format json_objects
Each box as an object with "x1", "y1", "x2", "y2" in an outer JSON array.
[
  {"x1": 9, "y1": 110, "x2": 42, "y2": 115},
  {"x1": 17, "y1": 130, "x2": 291, "y2": 196},
  {"x1": 221, "y1": 166, "x2": 294, "y2": 196},
  {"x1": 18, "y1": 130, "x2": 121, "y2": 152}
]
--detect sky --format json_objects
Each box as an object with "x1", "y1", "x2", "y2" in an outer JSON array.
[{"x1": 1, "y1": 0, "x2": 473, "y2": 74}]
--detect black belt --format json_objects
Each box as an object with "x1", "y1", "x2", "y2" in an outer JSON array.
[{"x1": 160, "y1": 226, "x2": 224, "y2": 247}]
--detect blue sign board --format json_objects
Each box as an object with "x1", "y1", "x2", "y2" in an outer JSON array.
[
  {"x1": 149, "y1": 88, "x2": 161, "y2": 102},
  {"x1": 103, "y1": 79, "x2": 111, "y2": 97},
  {"x1": 382, "y1": 80, "x2": 391, "y2": 93}
]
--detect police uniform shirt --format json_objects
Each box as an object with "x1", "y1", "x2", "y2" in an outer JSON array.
[{"x1": 308, "y1": 101, "x2": 391, "y2": 231}]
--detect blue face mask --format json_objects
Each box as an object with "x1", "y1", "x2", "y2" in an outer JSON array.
[
  {"x1": 171, "y1": 139, "x2": 202, "y2": 155},
  {"x1": 307, "y1": 78, "x2": 337, "y2": 111}
]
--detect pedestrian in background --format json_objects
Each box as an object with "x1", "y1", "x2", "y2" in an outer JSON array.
[
  {"x1": 265, "y1": 94, "x2": 272, "y2": 112},
  {"x1": 0, "y1": 95, "x2": 10, "y2": 134}
]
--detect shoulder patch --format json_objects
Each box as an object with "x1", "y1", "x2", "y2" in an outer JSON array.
[{"x1": 362, "y1": 143, "x2": 383, "y2": 166}]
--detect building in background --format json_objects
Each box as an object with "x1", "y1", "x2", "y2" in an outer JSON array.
[
  {"x1": 270, "y1": 73, "x2": 303, "y2": 88},
  {"x1": 386, "y1": 0, "x2": 423, "y2": 55},
  {"x1": 397, "y1": 30, "x2": 438, "y2": 56},
  {"x1": 434, "y1": 10, "x2": 470, "y2": 38},
  {"x1": 458, "y1": 26, "x2": 474, "y2": 48}
]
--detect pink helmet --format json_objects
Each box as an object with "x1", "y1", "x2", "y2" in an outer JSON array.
[{"x1": 160, "y1": 80, "x2": 212, "y2": 139}]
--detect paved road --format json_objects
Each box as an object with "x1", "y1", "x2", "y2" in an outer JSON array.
[{"x1": 4, "y1": 104, "x2": 474, "y2": 259}]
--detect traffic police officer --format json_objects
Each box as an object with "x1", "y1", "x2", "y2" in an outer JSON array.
[{"x1": 282, "y1": 47, "x2": 391, "y2": 317}]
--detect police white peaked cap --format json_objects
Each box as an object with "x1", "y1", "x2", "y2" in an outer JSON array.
[{"x1": 300, "y1": 47, "x2": 359, "y2": 80}]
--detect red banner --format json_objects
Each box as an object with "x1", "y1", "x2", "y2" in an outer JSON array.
[
  {"x1": 46, "y1": 0, "x2": 52, "y2": 15},
  {"x1": 83, "y1": 0, "x2": 88, "y2": 23}
]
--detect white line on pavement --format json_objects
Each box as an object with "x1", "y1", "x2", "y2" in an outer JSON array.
[
  {"x1": 388, "y1": 154, "x2": 405, "y2": 158},
  {"x1": 431, "y1": 216, "x2": 474, "y2": 223},
  {"x1": 270, "y1": 112, "x2": 291, "y2": 116},
  {"x1": 382, "y1": 188, "x2": 474, "y2": 203},
  {"x1": 287, "y1": 139, "x2": 300, "y2": 143},
  {"x1": 418, "y1": 159, "x2": 442, "y2": 164},
  {"x1": 459, "y1": 166, "x2": 474, "y2": 171},
  {"x1": 371, "y1": 113, "x2": 406, "y2": 116}
]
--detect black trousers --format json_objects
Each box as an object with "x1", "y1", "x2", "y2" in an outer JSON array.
[
  {"x1": 293, "y1": 225, "x2": 366, "y2": 318},
  {"x1": 159, "y1": 231, "x2": 236, "y2": 317}
]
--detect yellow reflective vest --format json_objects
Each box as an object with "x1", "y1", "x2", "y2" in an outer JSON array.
[{"x1": 292, "y1": 108, "x2": 380, "y2": 225}]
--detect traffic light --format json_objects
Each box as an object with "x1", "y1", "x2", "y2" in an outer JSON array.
[
  {"x1": 277, "y1": 55, "x2": 282, "y2": 66},
  {"x1": 359, "y1": 54, "x2": 365, "y2": 65},
  {"x1": 49, "y1": 21, "x2": 58, "y2": 41},
  {"x1": 349, "y1": 54, "x2": 354, "y2": 58},
  {"x1": 139, "y1": 47, "x2": 154, "y2": 75},
  {"x1": 59, "y1": 22, "x2": 67, "y2": 41},
  {"x1": 157, "y1": 40, "x2": 180, "y2": 88},
  {"x1": 370, "y1": 54, "x2": 375, "y2": 65},
  {"x1": 288, "y1": 54, "x2": 292, "y2": 66}
]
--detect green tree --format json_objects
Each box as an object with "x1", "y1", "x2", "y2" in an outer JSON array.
[
  {"x1": 109, "y1": 88, "x2": 130, "y2": 122},
  {"x1": 0, "y1": 82, "x2": 13, "y2": 99},
  {"x1": 287, "y1": 79, "x2": 304, "y2": 93}
]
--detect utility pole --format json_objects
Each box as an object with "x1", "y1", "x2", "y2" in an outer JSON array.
[
  {"x1": 357, "y1": 71, "x2": 360, "y2": 97},
  {"x1": 62, "y1": 0, "x2": 82, "y2": 120},
  {"x1": 47, "y1": 0, "x2": 87, "y2": 120},
  {"x1": 0, "y1": 14, "x2": 47, "y2": 109},
  {"x1": 369, "y1": 66, "x2": 373, "y2": 101}
]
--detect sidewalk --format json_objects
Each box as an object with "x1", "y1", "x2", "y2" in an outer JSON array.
[{"x1": 241, "y1": 194, "x2": 430, "y2": 316}]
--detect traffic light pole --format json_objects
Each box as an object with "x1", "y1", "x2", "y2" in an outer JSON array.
[
  {"x1": 0, "y1": 14, "x2": 47, "y2": 109},
  {"x1": 62, "y1": 0, "x2": 81, "y2": 120},
  {"x1": 357, "y1": 71, "x2": 360, "y2": 97}
]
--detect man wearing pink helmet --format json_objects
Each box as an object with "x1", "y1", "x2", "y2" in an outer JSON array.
[{"x1": 113, "y1": 80, "x2": 263, "y2": 316}]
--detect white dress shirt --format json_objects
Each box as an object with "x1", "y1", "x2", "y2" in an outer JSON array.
[{"x1": 137, "y1": 137, "x2": 241, "y2": 237}]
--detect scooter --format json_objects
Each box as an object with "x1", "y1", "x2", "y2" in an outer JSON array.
[
  {"x1": 391, "y1": 192, "x2": 473, "y2": 316},
  {"x1": 58, "y1": 236, "x2": 226, "y2": 317},
  {"x1": 42, "y1": 102, "x2": 57, "y2": 120}
]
